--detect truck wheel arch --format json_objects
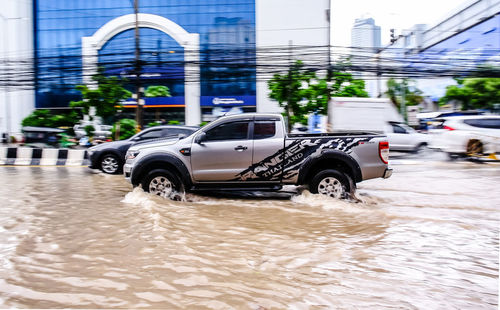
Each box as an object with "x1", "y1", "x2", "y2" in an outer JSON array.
[
  {"x1": 297, "y1": 151, "x2": 362, "y2": 185},
  {"x1": 131, "y1": 153, "x2": 191, "y2": 188}
]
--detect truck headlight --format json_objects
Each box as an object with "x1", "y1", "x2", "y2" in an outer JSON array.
[{"x1": 126, "y1": 150, "x2": 140, "y2": 160}]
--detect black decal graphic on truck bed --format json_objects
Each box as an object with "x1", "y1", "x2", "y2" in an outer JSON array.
[{"x1": 235, "y1": 137, "x2": 371, "y2": 181}]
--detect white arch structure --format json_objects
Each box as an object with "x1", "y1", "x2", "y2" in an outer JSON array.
[{"x1": 82, "y1": 13, "x2": 200, "y2": 125}]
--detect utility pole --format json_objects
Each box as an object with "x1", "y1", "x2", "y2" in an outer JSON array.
[
  {"x1": 287, "y1": 40, "x2": 293, "y2": 133},
  {"x1": 134, "y1": 0, "x2": 144, "y2": 130},
  {"x1": 376, "y1": 49, "x2": 381, "y2": 97},
  {"x1": 326, "y1": 0, "x2": 332, "y2": 132},
  {"x1": 401, "y1": 78, "x2": 407, "y2": 122},
  {"x1": 326, "y1": 0, "x2": 331, "y2": 71}
]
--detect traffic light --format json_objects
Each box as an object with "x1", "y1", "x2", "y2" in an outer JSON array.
[{"x1": 390, "y1": 29, "x2": 396, "y2": 44}]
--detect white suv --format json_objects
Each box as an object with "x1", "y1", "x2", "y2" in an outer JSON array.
[{"x1": 436, "y1": 115, "x2": 500, "y2": 158}]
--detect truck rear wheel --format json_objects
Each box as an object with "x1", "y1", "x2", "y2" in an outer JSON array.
[
  {"x1": 309, "y1": 169, "x2": 352, "y2": 199},
  {"x1": 142, "y1": 169, "x2": 183, "y2": 200}
]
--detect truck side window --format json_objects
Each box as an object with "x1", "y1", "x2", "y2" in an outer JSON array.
[
  {"x1": 254, "y1": 121, "x2": 276, "y2": 139},
  {"x1": 205, "y1": 121, "x2": 249, "y2": 141}
]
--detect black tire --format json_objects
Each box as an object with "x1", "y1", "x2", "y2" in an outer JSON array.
[
  {"x1": 142, "y1": 169, "x2": 183, "y2": 200},
  {"x1": 413, "y1": 143, "x2": 427, "y2": 154},
  {"x1": 309, "y1": 169, "x2": 352, "y2": 199},
  {"x1": 100, "y1": 153, "x2": 122, "y2": 174}
]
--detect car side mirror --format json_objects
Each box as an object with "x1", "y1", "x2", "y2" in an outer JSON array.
[{"x1": 195, "y1": 132, "x2": 206, "y2": 144}]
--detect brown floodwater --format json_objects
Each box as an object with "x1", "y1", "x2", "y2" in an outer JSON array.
[{"x1": 0, "y1": 159, "x2": 498, "y2": 309}]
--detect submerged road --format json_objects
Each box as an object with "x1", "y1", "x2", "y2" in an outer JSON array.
[{"x1": 0, "y1": 155, "x2": 498, "y2": 308}]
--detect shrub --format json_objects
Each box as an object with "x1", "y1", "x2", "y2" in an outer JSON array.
[
  {"x1": 84, "y1": 125, "x2": 95, "y2": 137},
  {"x1": 112, "y1": 118, "x2": 137, "y2": 140},
  {"x1": 147, "y1": 121, "x2": 161, "y2": 128}
]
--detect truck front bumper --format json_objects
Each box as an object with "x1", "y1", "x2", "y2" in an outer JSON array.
[{"x1": 383, "y1": 167, "x2": 393, "y2": 179}]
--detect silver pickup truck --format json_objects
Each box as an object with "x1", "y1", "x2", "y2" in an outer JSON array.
[{"x1": 124, "y1": 113, "x2": 392, "y2": 199}]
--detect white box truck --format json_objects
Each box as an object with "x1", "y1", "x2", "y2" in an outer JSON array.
[{"x1": 328, "y1": 97, "x2": 429, "y2": 152}]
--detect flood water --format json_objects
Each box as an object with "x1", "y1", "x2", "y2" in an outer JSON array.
[{"x1": 0, "y1": 159, "x2": 498, "y2": 309}]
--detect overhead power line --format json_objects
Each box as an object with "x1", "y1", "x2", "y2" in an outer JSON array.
[{"x1": 0, "y1": 44, "x2": 499, "y2": 91}]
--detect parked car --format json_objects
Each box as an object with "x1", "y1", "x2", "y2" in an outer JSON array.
[
  {"x1": 124, "y1": 113, "x2": 392, "y2": 200},
  {"x1": 431, "y1": 115, "x2": 500, "y2": 158},
  {"x1": 88, "y1": 125, "x2": 198, "y2": 174},
  {"x1": 385, "y1": 122, "x2": 430, "y2": 153}
]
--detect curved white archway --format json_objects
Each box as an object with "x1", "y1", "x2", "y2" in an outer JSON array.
[{"x1": 82, "y1": 13, "x2": 200, "y2": 125}]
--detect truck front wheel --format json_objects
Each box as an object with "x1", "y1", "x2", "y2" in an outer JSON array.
[
  {"x1": 142, "y1": 169, "x2": 183, "y2": 200},
  {"x1": 309, "y1": 169, "x2": 352, "y2": 199}
]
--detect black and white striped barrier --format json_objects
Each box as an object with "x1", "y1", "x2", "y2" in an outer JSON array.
[{"x1": 0, "y1": 147, "x2": 90, "y2": 166}]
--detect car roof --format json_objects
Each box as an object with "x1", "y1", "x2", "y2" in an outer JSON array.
[
  {"x1": 443, "y1": 115, "x2": 500, "y2": 121},
  {"x1": 143, "y1": 125, "x2": 198, "y2": 130}
]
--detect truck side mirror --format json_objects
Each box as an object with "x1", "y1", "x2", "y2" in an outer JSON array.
[{"x1": 195, "y1": 132, "x2": 206, "y2": 144}]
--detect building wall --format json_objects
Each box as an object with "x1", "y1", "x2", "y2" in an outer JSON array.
[
  {"x1": 351, "y1": 18, "x2": 381, "y2": 51},
  {"x1": 1, "y1": 0, "x2": 332, "y2": 131},
  {"x1": 255, "y1": 0, "x2": 330, "y2": 113},
  {"x1": 0, "y1": 0, "x2": 34, "y2": 136},
  {"x1": 370, "y1": 0, "x2": 500, "y2": 104},
  {"x1": 34, "y1": 0, "x2": 257, "y2": 124}
]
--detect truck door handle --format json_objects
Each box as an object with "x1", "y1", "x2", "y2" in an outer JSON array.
[{"x1": 234, "y1": 145, "x2": 248, "y2": 151}]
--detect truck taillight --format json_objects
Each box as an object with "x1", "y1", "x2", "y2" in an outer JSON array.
[{"x1": 379, "y1": 141, "x2": 389, "y2": 164}]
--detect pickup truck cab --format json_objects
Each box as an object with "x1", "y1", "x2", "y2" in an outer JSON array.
[{"x1": 124, "y1": 113, "x2": 392, "y2": 199}]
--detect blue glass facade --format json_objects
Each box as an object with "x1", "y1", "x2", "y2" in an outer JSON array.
[
  {"x1": 426, "y1": 15, "x2": 500, "y2": 55},
  {"x1": 417, "y1": 15, "x2": 500, "y2": 71},
  {"x1": 34, "y1": 0, "x2": 257, "y2": 116}
]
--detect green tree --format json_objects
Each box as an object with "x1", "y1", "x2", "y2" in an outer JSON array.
[
  {"x1": 70, "y1": 73, "x2": 132, "y2": 120},
  {"x1": 440, "y1": 78, "x2": 500, "y2": 110},
  {"x1": 145, "y1": 85, "x2": 171, "y2": 97},
  {"x1": 303, "y1": 69, "x2": 369, "y2": 116},
  {"x1": 22, "y1": 109, "x2": 79, "y2": 129},
  {"x1": 112, "y1": 118, "x2": 137, "y2": 140},
  {"x1": 268, "y1": 60, "x2": 369, "y2": 129},
  {"x1": 385, "y1": 78, "x2": 424, "y2": 110},
  {"x1": 268, "y1": 60, "x2": 314, "y2": 130}
]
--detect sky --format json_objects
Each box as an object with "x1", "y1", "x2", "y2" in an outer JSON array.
[{"x1": 331, "y1": 0, "x2": 470, "y2": 47}]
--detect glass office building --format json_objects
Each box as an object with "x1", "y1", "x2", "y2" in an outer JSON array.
[{"x1": 34, "y1": 0, "x2": 256, "y2": 123}]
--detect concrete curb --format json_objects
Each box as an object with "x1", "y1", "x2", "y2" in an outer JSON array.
[{"x1": 0, "y1": 147, "x2": 90, "y2": 166}]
